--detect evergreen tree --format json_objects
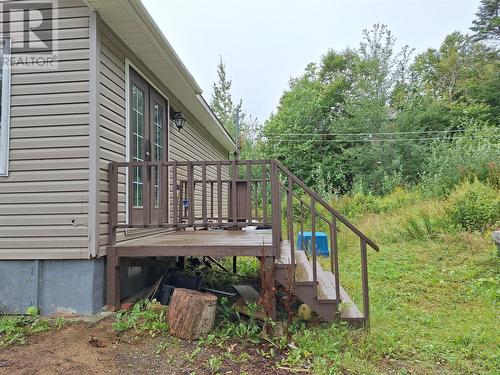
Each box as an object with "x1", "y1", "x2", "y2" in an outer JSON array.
[
  {"x1": 211, "y1": 56, "x2": 236, "y2": 138},
  {"x1": 471, "y1": 0, "x2": 500, "y2": 42},
  {"x1": 210, "y1": 57, "x2": 260, "y2": 158}
]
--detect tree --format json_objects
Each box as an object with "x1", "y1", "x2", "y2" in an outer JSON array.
[
  {"x1": 211, "y1": 56, "x2": 235, "y2": 137},
  {"x1": 210, "y1": 57, "x2": 260, "y2": 158},
  {"x1": 471, "y1": 0, "x2": 500, "y2": 42},
  {"x1": 413, "y1": 32, "x2": 499, "y2": 123}
]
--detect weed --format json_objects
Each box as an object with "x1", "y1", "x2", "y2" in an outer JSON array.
[
  {"x1": 207, "y1": 354, "x2": 223, "y2": 373},
  {"x1": 155, "y1": 340, "x2": 169, "y2": 354},
  {"x1": 185, "y1": 346, "x2": 201, "y2": 362},
  {"x1": 0, "y1": 314, "x2": 50, "y2": 348},
  {"x1": 113, "y1": 299, "x2": 168, "y2": 337},
  {"x1": 54, "y1": 317, "x2": 65, "y2": 330}
]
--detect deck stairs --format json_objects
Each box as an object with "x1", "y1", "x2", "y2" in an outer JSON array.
[{"x1": 274, "y1": 241, "x2": 364, "y2": 328}]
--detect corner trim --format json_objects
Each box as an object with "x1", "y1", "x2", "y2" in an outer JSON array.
[
  {"x1": 88, "y1": 11, "x2": 101, "y2": 258},
  {"x1": 0, "y1": 38, "x2": 12, "y2": 177}
]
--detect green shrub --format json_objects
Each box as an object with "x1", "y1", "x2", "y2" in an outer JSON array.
[
  {"x1": 421, "y1": 125, "x2": 500, "y2": 196},
  {"x1": 335, "y1": 188, "x2": 422, "y2": 217},
  {"x1": 335, "y1": 192, "x2": 380, "y2": 217},
  {"x1": 446, "y1": 180, "x2": 500, "y2": 231}
]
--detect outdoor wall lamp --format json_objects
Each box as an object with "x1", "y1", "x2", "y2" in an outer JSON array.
[{"x1": 172, "y1": 111, "x2": 186, "y2": 131}]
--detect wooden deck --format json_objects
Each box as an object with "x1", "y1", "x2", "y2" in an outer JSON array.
[
  {"x1": 111, "y1": 229, "x2": 274, "y2": 258},
  {"x1": 106, "y1": 160, "x2": 379, "y2": 327},
  {"x1": 106, "y1": 229, "x2": 274, "y2": 310}
]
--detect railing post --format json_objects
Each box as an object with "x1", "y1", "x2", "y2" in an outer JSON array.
[
  {"x1": 270, "y1": 161, "x2": 281, "y2": 257},
  {"x1": 108, "y1": 164, "x2": 117, "y2": 246},
  {"x1": 311, "y1": 196, "x2": 317, "y2": 298},
  {"x1": 360, "y1": 238, "x2": 370, "y2": 329},
  {"x1": 331, "y1": 216, "x2": 340, "y2": 302},
  {"x1": 287, "y1": 177, "x2": 295, "y2": 268}
]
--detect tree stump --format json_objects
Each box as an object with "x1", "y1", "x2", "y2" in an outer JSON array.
[{"x1": 167, "y1": 288, "x2": 217, "y2": 340}]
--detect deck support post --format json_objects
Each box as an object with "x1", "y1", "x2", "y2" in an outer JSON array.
[
  {"x1": 106, "y1": 247, "x2": 120, "y2": 311},
  {"x1": 232, "y1": 256, "x2": 237, "y2": 274},
  {"x1": 261, "y1": 256, "x2": 276, "y2": 320}
]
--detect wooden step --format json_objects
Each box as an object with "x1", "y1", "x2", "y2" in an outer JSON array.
[
  {"x1": 295, "y1": 250, "x2": 314, "y2": 282},
  {"x1": 322, "y1": 271, "x2": 364, "y2": 326},
  {"x1": 277, "y1": 240, "x2": 292, "y2": 264},
  {"x1": 274, "y1": 241, "x2": 364, "y2": 327},
  {"x1": 315, "y1": 260, "x2": 337, "y2": 301}
]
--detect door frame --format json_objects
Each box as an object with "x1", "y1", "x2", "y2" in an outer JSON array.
[{"x1": 124, "y1": 59, "x2": 171, "y2": 227}]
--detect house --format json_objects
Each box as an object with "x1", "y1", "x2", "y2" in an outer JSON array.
[{"x1": 0, "y1": 0, "x2": 378, "y2": 327}]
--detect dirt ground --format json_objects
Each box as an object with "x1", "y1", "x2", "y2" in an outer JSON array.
[{"x1": 0, "y1": 318, "x2": 293, "y2": 375}]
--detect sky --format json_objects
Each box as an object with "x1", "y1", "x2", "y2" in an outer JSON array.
[{"x1": 142, "y1": 0, "x2": 481, "y2": 123}]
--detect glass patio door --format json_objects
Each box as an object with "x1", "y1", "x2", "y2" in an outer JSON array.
[{"x1": 129, "y1": 68, "x2": 168, "y2": 225}]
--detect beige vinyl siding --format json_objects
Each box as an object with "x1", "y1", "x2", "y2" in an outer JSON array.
[
  {"x1": 97, "y1": 21, "x2": 230, "y2": 254},
  {"x1": 0, "y1": 0, "x2": 90, "y2": 259}
]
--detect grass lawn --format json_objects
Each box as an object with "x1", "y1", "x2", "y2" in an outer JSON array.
[{"x1": 305, "y1": 193, "x2": 500, "y2": 374}]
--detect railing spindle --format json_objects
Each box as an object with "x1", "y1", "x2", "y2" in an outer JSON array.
[
  {"x1": 231, "y1": 160, "x2": 237, "y2": 227},
  {"x1": 143, "y1": 163, "x2": 150, "y2": 226},
  {"x1": 246, "y1": 161, "x2": 252, "y2": 225},
  {"x1": 202, "y1": 161, "x2": 207, "y2": 226},
  {"x1": 217, "y1": 162, "x2": 223, "y2": 226},
  {"x1": 172, "y1": 161, "x2": 178, "y2": 226},
  {"x1": 254, "y1": 181, "x2": 258, "y2": 222},
  {"x1": 300, "y1": 202, "x2": 304, "y2": 245},
  {"x1": 158, "y1": 163, "x2": 164, "y2": 226},
  {"x1": 210, "y1": 182, "x2": 214, "y2": 220},
  {"x1": 188, "y1": 162, "x2": 195, "y2": 227},
  {"x1": 262, "y1": 161, "x2": 267, "y2": 225},
  {"x1": 127, "y1": 164, "x2": 133, "y2": 226}
]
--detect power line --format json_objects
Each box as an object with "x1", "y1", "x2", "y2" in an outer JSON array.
[
  {"x1": 265, "y1": 128, "x2": 499, "y2": 137},
  {"x1": 269, "y1": 135, "x2": 498, "y2": 143}
]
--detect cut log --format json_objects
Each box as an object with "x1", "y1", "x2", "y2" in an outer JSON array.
[{"x1": 167, "y1": 288, "x2": 217, "y2": 340}]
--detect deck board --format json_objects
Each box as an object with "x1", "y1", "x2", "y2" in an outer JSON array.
[{"x1": 111, "y1": 230, "x2": 274, "y2": 257}]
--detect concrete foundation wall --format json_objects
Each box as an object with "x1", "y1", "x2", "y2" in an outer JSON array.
[
  {"x1": 0, "y1": 257, "x2": 176, "y2": 315},
  {"x1": 0, "y1": 259, "x2": 105, "y2": 315}
]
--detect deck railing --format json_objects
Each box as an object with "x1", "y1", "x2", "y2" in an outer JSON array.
[
  {"x1": 272, "y1": 160, "x2": 379, "y2": 328},
  {"x1": 107, "y1": 159, "x2": 378, "y2": 326},
  {"x1": 108, "y1": 160, "x2": 274, "y2": 244}
]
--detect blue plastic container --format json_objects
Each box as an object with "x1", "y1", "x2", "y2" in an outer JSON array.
[{"x1": 296, "y1": 232, "x2": 329, "y2": 256}]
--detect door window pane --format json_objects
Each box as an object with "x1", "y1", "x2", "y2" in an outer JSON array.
[
  {"x1": 132, "y1": 84, "x2": 145, "y2": 208},
  {"x1": 153, "y1": 103, "x2": 164, "y2": 208}
]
